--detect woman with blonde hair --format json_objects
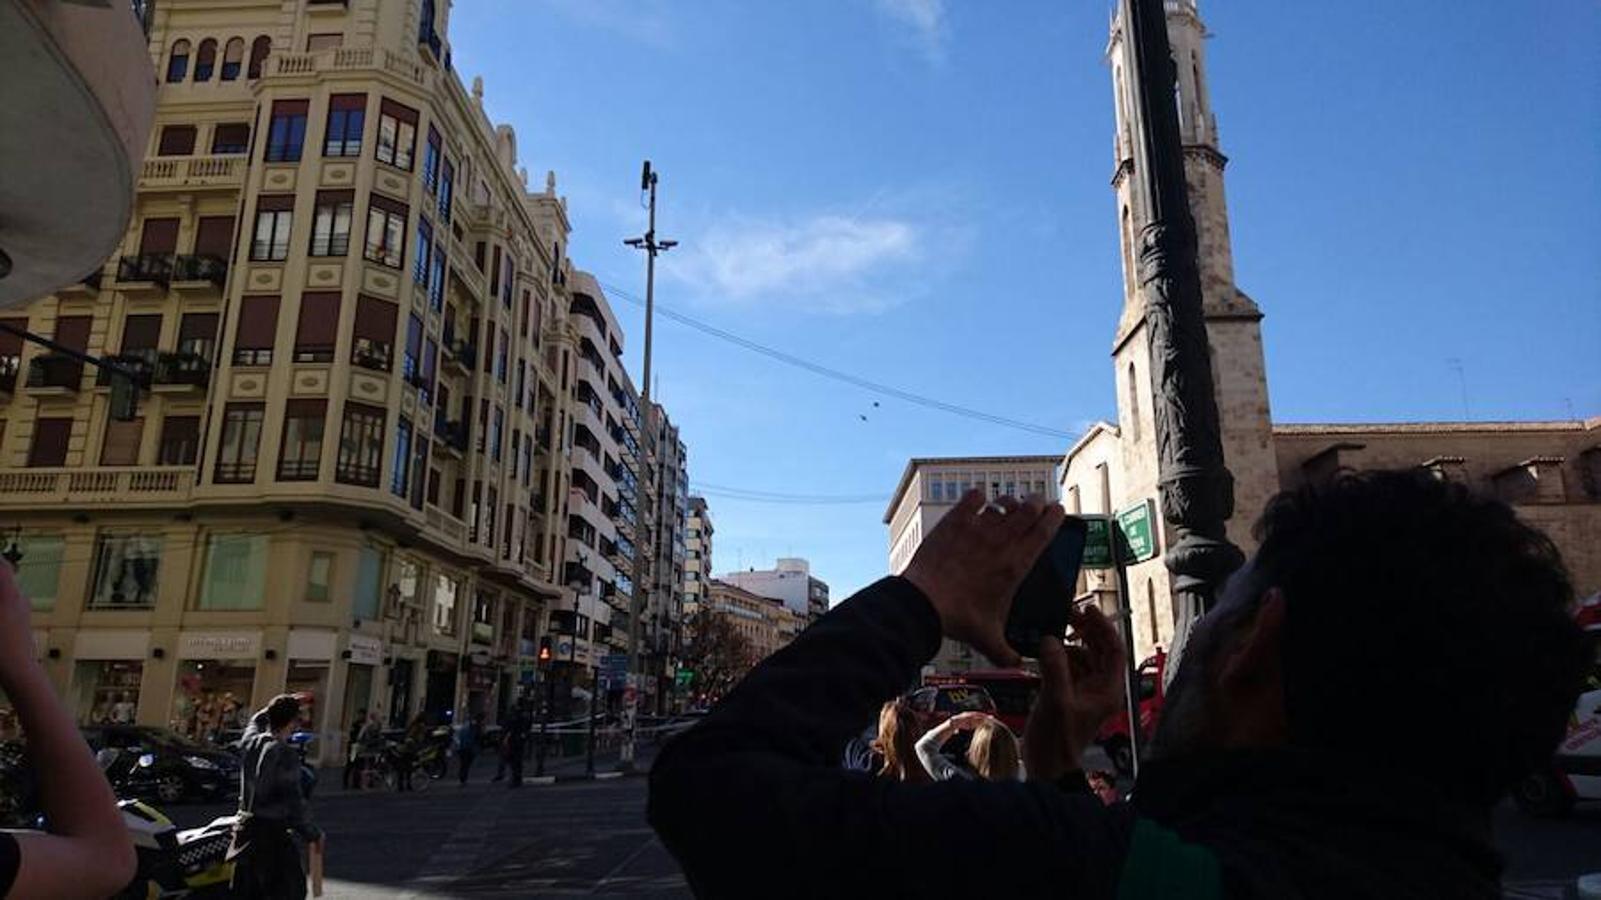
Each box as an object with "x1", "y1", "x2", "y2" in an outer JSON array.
[
  {"x1": 915, "y1": 712, "x2": 1021, "y2": 782},
  {"x1": 870, "y1": 698, "x2": 929, "y2": 783}
]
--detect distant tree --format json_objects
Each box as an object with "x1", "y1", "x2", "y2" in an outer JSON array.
[{"x1": 679, "y1": 606, "x2": 754, "y2": 704}]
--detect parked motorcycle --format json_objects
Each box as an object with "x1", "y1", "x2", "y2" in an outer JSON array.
[{"x1": 114, "y1": 795, "x2": 235, "y2": 900}]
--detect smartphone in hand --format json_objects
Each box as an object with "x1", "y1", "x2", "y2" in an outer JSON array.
[{"x1": 1003, "y1": 516, "x2": 1090, "y2": 659}]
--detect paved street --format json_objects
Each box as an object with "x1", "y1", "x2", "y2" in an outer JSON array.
[{"x1": 168, "y1": 747, "x2": 1599, "y2": 899}]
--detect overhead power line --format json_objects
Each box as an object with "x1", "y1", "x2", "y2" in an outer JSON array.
[
  {"x1": 691, "y1": 481, "x2": 888, "y2": 505},
  {"x1": 595, "y1": 280, "x2": 1076, "y2": 440}
]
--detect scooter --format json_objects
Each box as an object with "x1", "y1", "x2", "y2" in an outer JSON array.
[{"x1": 114, "y1": 795, "x2": 235, "y2": 900}]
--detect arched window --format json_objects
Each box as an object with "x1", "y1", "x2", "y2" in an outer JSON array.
[
  {"x1": 1127, "y1": 362, "x2": 1141, "y2": 442},
  {"x1": 247, "y1": 36, "x2": 271, "y2": 79},
  {"x1": 1120, "y1": 205, "x2": 1135, "y2": 292},
  {"x1": 166, "y1": 39, "x2": 191, "y2": 83},
  {"x1": 194, "y1": 39, "x2": 217, "y2": 82},
  {"x1": 1147, "y1": 581, "x2": 1159, "y2": 645},
  {"x1": 221, "y1": 38, "x2": 245, "y2": 80}
]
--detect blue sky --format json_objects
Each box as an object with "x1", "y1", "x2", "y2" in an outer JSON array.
[{"x1": 448, "y1": 1, "x2": 1601, "y2": 599}]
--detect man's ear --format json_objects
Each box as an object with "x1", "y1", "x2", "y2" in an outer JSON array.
[{"x1": 1218, "y1": 587, "x2": 1289, "y2": 746}]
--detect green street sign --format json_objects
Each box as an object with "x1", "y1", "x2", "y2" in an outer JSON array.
[
  {"x1": 1082, "y1": 517, "x2": 1114, "y2": 570},
  {"x1": 674, "y1": 668, "x2": 694, "y2": 688},
  {"x1": 1116, "y1": 499, "x2": 1159, "y2": 564}
]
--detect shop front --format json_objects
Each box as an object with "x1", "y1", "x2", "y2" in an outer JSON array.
[
  {"x1": 422, "y1": 650, "x2": 458, "y2": 724},
  {"x1": 464, "y1": 651, "x2": 497, "y2": 720},
  {"x1": 286, "y1": 630, "x2": 336, "y2": 765},
  {"x1": 386, "y1": 655, "x2": 416, "y2": 729},
  {"x1": 342, "y1": 635, "x2": 382, "y2": 745},
  {"x1": 70, "y1": 631, "x2": 149, "y2": 726},
  {"x1": 171, "y1": 631, "x2": 260, "y2": 746}
]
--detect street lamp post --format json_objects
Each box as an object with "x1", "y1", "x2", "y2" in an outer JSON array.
[
  {"x1": 620, "y1": 161, "x2": 675, "y2": 771},
  {"x1": 1120, "y1": 0, "x2": 1244, "y2": 642}
]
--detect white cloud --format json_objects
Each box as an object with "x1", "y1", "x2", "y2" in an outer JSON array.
[
  {"x1": 873, "y1": 0, "x2": 948, "y2": 63},
  {"x1": 667, "y1": 214, "x2": 921, "y2": 315}
]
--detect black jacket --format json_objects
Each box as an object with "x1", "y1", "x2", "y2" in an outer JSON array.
[{"x1": 647, "y1": 577, "x2": 1501, "y2": 899}]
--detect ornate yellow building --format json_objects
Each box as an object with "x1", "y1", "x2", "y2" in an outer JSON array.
[{"x1": 1, "y1": 0, "x2": 604, "y2": 763}]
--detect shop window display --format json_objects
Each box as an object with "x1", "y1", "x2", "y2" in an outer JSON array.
[
  {"x1": 74, "y1": 660, "x2": 143, "y2": 724},
  {"x1": 171, "y1": 660, "x2": 255, "y2": 745}
]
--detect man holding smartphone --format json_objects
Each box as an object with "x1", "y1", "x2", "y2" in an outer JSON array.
[{"x1": 649, "y1": 472, "x2": 1588, "y2": 898}]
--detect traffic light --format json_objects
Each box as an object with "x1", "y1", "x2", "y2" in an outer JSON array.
[
  {"x1": 537, "y1": 637, "x2": 552, "y2": 663},
  {"x1": 109, "y1": 371, "x2": 139, "y2": 421}
]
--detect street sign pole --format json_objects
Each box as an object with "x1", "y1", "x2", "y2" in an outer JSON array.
[
  {"x1": 1111, "y1": 525, "x2": 1142, "y2": 779},
  {"x1": 585, "y1": 665, "x2": 599, "y2": 776}
]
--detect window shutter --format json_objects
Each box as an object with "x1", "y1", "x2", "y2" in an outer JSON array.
[
  {"x1": 101, "y1": 418, "x2": 145, "y2": 466},
  {"x1": 256, "y1": 194, "x2": 295, "y2": 213},
  {"x1": 211, "y1": 122, "x2": 250, "y2": 152},
  {"x1": 139, "y1": 218, "x2": 180, "y2": 255},
  {"x1": 158, "y1": 416, "x2": 201, "y2": 465},
  {"x1": 180, "y1": 312, "x2": 219, "y2": 344},
  {"x1": 272, "y1": 98, "x2": 309, "y2": 117},
  {"x1": 54, "y1": 316, "x2": 91, "y2": 353},
  {"x1": 158, "y1": 125, "x2": 197, "y2": 156},
  {"x1": 120, "y1": 315, "x2": 163, "y2": 353},
  {"x1": 295, "y1": 291, "x2": 342, "y2": 350},
  {"x1": 330, "y1": 94, "x2": 366, "y2": 112},
  {"x1": 194, "y1": 216, "x2": 235, "y2": 257},
  {"x1": 0, "y1": 320, "x2": 26, "y2": 356},
  {"x1": 380, "y1": 98, "x2": 419, "y2": 124},
  {"x1": 368, "y1": 193, "x2": 408, "y2": 217},
  {"x1": 29, "y1": 418, "x2": 73, "y2": 467},
  {"x1": 235, "y1": 295, "x2": 281, "y2": 351},
  {"x1": 406, "y1": 314, "x2": 424, "y2": 360},
  {"x1": 353, "y1": 295, "x2": 398, "y2": 343}
]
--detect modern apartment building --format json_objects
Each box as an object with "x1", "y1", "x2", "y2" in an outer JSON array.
[
  {"x1": 882, "y1": 456, "x2": 1061, "y2": 673},
  {"x1": 642, "y1": 405, "x2": 688, "y2": 712},
  {"x1": 2, "y1": 0, "x2": 584, "y2": 763},
  {"x1": 722, "y1": 558, "x2": 829, "y2": 624},
  {"x1": 683, "y1": 496, "x2": 712, "y2": 618}
]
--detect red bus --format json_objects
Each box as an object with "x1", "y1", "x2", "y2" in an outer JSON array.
[{"x1": 924, "y1": 670, "x2": 1039, "y2": 734}]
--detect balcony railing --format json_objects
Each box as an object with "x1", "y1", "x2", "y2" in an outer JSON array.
[
  {"x1": 0, "y1": 357, "x2": 18, "y2": 394},
  {"x1": 26, "y1": 354, "x2": 84, "y2": 391},
  {"x1": 117, "y1": 253, "x2": 173, "y2": 285},
  {"x1": 139, "y1": 155, "x2": 246, "y2": 190},
  {"x1": 443, "y1": 339, "x2": 476, "y2": 370},
  {"x1": 269, "y1": 46, "x2": 424, "y2": 86},
  {"x1": 152, "y1": 351, "x2": 211, "y2": 389},
  {"x1": 432, "y1": 415, "x2": 468, "y2": 453},
  {"x1": 172, "y1": 254, "x2": 228, "y2": 288},
  {"x1": 95, "y1": 353, "x2": 155, "y2": 387},
  {"x1": 0, "y1": 467, "x2": 194, "y2": 508}
]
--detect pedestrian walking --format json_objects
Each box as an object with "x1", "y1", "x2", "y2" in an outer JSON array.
[
  {"x1": 341, "y1": 708, "x2": 366, "y2": 791},
  {"x1": 504, "y1": 701, "x2": 531, "y2": 787},
  {"x1": 869, "y1": 698, "x2": 928, "y2": 783},
  {"x1": 229, "y1": 694, "x2": 321, "y2": 900},
  {"x1": 914, "y1": 711, "x2": 1021, "y2": 782},
  {"x1": 456, "y1": 712, "x2": 483, "y2": 785},
  {"x1": 649, "y1": 474, "x2": 1591, "y2": 898}
]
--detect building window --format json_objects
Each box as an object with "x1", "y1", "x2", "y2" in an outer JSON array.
[
  {"x1": 232, "y1": 294, "x2": 279, "y2": 366},
  {"x1": 309, "y1": 190, "x2": 353, "y2": 256},
  {"x1": 194, "y1": 38, "x2": 217, "y2": 81},
  {"x1": 375, "y1": 99, "x2": 418, "y2": 170},
  {"x1": 293, "y1": 291, "x2": 340, "y2": 363},
  {"x1": 157, "y1": 125, "x2": 196, "y2": 156},
  {"x1": 277, "y1": 399, "x2": 326, "y2": 481},
  {"x1": 220, "y1": 37, "x2": 244, "y2": 80},
  {"x1": 422, "y1": 126, "x2": 441, "y2": 194},
  {"x1": 179, "y1": 312, "x2": 219, "y2": 363},
  {"x1": 247, "y1": 36, "x2": 271, "y2": 80},
  {"x1": 264, "y1": 99, "x2": 308, "y2": 162},
  {"x1": 15, "y1": 535, "x2": 65, "y2": 612},
  {"x1": 197, "y1": 533, "x2": 268, "y2": 610},
  {"x1": 419, "y1": 337, "x2": 437, "y2": 405},
  {"x1": 306, "y1": 551, "x2": 334, "y2": 602},
  {"x1": 336, "y1": 402, "x2": 385, "y2": 487},
  {"x1": 490, "y1": 406, "x2": 503, "y2": 462},
  {"x1": 158, "y1": 416, "x2": 200, "y2": 466},
  {"x1": 1127, "y1": 362, "x2": 1141, "y2": 441},
  {"x1": 166, "y1": 39, "x2": 191, "y2": 83},
  {"x1": 438, "y1": 158, "x2": 454, "y2": 223},
  {"x1": 428, "y1": 245, "x2": 445, "y2": 311},
  {"x1": 353, "y1": 547, "x2": 383, "y2": 620},
  {"x1": 402, "y1": 313, "x2": 423, "y2": 382},
  {"x1": 27, "y1": 418, "x2": 72, "y2": 468},
  {"x1": 211, "y1": 122, "x2": 250, "y2": 154},
  {"x1": 214, "y1": 403, "x2": 265, "y2": 483},
  {"x1": 351, "y1": 294, "x2": 397, "y2": 371},
  {"x1": 391, "y1": 416, "x2": 412, "y2": 497},
  {"x1": 363, "y1": 194, "x2": 407, "y2": 268},
  {"x1": 414, "y1": 218, "x2": 431, "y2": 285},
  {"x1": 100, "y1": 418, "x2": 144, "y2": 466},
  {"x1": 495, "y1": 329, "x2": 508, "y2": 383},
  {"x1": 89, "y1": 534, "x2": 162, "y2": 609},
  {"x1": 433, "y1": 574, "x2": 458, "y2": 636},
  {"x1": 324, "y1": 94, "x2": 365, "y2": 157},
  {"x1": 409, "y1": 429, "x2": 428, "y2": 510},
  {"x1": 250, "y1": 195, "x2": 294, "y2": 261}
]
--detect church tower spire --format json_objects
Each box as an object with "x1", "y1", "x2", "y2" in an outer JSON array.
[{"x1": 1099, "y1": 0, "x2": 1280, "y2": 653}]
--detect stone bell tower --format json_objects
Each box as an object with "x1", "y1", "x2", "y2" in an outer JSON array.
[{"x1": 1105, "y1": 0, "x2": 1279, "y2": 633}]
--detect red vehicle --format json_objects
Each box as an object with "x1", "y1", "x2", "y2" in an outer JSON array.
[
  {"x1": 923, "y1": 670, "x2": 1038, "y2": 734},
  {"x1": 1096, "y1": 649, "x2": 1167, "y2": 775},
  {"x1": 905, "y1": 682, "x2": 997, "y2": 731}
]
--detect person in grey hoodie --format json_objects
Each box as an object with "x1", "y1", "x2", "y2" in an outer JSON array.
[{"x1": 228, "y1": 694, "x2": 320, "y2": 900}]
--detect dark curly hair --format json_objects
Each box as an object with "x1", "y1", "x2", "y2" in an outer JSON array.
[{"x1": 1252, "y1": 469, "x2": 1588, "y2": 806}]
